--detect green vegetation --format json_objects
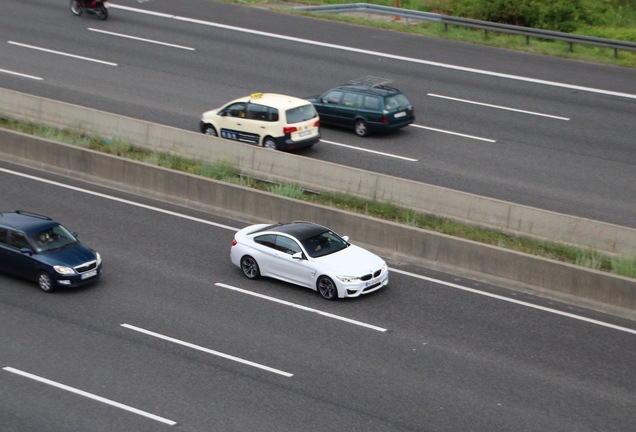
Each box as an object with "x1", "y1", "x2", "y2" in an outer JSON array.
[
  {"x1": 2, "y1": 116, "x2": 635, "y2": 279},
  {"x1": 232, "y1": 0, "x2": 636, "y2": 68}
]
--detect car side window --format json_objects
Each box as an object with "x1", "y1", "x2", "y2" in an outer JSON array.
[
  {"x1": 246, "y1": 103, "x2": 271, "y2": 121},
  {"x1": 223, "y1": 102, "x2": 247, "y2": 118},
  {"x1": 7, "y1": 230, "x2": 29, "y2": 249},
  {"x1": 322, "y1": 90, "x2": 343, "y2": 104},
  {"x1": 342, "y1": 92, "x2": 359, "y2": 108},
  {"x1": 0, "y1": 228, "x2": 7, "y2": 245},
  {"x1": 363, "y1": 96, "x2": 381, "y2": 110},
  {"x1": 254, "y1": 234, "x2": 277, "y2": 250},
  {"x1": 275, "y1": 236, "x2": 302, "y2": 255}
]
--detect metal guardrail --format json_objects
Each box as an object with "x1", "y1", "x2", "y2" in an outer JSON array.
[{"x1": 293, "y1": 3, "x2": 636, "y2": 58}]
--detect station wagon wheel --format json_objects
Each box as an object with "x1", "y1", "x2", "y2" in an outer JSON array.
[
  {"x1": 240, "y1": 255, "x2": 261, "y2": 279},
  {"x1": 37, "y1": 272, "x2": 54, "y2": 293},
  {"x1": 262, "y1": 136, "x2": 278, "y2": 150},
  {"x1": 317, "y1": 276, "x2": 337, "y2": 300},
  {"x1": 202, "y1": 124, "x2": 218, "y2": 137},
  {"x1": 354, "y1": 119, "x2": 369, "y2": 137}
]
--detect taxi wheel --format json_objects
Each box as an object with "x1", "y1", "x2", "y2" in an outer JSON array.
[
  {"x1": 354, "y1": 119, "x2": 369, "y2": 137},
  {"x1": 202, "y1": 124, "x2": 218, "y2": 137},
  {"x1": 263, "y1": 136, "x2": 278, "y2": 150},
  {"x1": 37, "y1": 272, "x2": 55, "y2": 293}
]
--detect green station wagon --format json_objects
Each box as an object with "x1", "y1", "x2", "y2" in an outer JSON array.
[{"x1": 306, "y1": 77, "x2": 415, "y2": 137}]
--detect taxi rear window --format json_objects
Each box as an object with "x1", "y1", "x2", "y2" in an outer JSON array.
[{"x1": 286, "y1": 104, "x2": 317, "y2": 124}]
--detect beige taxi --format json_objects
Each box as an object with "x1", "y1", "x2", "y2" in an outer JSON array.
[{"x1": 200, "y1": 93, "x2": 321, "y2": 150}]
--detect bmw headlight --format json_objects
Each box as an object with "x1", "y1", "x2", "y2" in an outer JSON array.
[
  {"x1": 336, "y1": 275, "x2": 361, "y2": 283},
  {"x1": 96, "y1": 252, "x2": 102, "y2": 266},
  {"x1": 53, "y1": 265, "x2": 75, "y2": 275}
]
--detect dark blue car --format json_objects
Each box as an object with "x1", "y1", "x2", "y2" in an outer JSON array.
[{"x1": 0, "y1": 211, "x2": 102, "y2": 292}]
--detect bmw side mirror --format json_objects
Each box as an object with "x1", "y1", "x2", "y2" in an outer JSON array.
[
  {"x1": 19, "y1": 247, "x2": 33, "y2": 255},
  {"x1": 291, "y1": 252, "x2": 304, "y2": 260}
]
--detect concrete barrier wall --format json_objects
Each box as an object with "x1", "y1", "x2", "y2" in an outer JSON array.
[
  {"x1": 2, "y1": 87, "x2": 635, "y2": 255},
  {"x1": 1, "y1": 129, "x2": 634, "y2": 320}
]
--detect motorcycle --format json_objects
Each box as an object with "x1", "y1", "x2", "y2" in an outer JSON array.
[{"x1": 70, "y1": 0, "x2": 109, "y2": 21}]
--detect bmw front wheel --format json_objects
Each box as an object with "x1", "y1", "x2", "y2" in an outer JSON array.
[
  {"x1": 240, "y1": 255, "x2": 260, "y2": 279},
  {"x1": 38, "y1": 272, "x2": 54, "y2": 293},
  {"x1": 317, "y1": 276, "x2": 337, "y2": 300}
]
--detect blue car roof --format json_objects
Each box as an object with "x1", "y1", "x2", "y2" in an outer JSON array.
[{"x1": 0, "y1": 211, "x2": 59, "y2": 234}]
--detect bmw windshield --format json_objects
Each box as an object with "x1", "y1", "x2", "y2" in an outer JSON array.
[{"x1": 301, "y1": 230, "x2": 349, "y2": 258}]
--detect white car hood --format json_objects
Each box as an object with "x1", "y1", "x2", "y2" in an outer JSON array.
[{"x1": 314, "y1": 244, "x2": 385, "y2": 276}]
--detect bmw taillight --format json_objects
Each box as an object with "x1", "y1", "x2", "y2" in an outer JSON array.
[
  {"x1": 284, "y1": 126, "x2": 298, "y2": 135},
  {"x1": 232, "y1": 239, "x2": 237, "y2": 246}
]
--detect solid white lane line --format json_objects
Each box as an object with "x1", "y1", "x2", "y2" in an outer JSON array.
[
  {"x1": 390, "y1": 268, "x2": 636, "y2": 335},
  {"x1": 88, "y1": 28, "x2": 195, "y2": 50},
  {"x1": 215, "y1": 283, "x2": 388, "y2": 332},
  {"x1": 2, "y1": 168, "x2": 630, "y2": 334},
  {"x1": 0, "y1": 68, "x2": 43, "y2": 80},
  {"x1": 428, "y1": 94, "x2": 570, "y2": 120},
  {"x1": 319, "y1": 139, "x2": 418, "y2": 161},
  {"x1": 409, "y1": 124, "x2": 497, "y2": 142},
  {"x1": 7, "y1": 41, "x2": 118, "y2": 66},
  {"x1": 0, "y1": 168, "x2": 240, "y2": 232},
  {"x1": 109, "y1": 4, "x2": 636, "y2": 100},
  {"x1": 2, "y1": 367, "x2": 177, "y2": 426},
  {"x1": 121, "y1": 324, "x2": 294, "y2": 377}
]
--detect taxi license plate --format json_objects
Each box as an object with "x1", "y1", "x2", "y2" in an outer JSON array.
[
  {"x1": 299, "y1": 130, "x2": 312, "y2": 137},
  {"x1": 81, "y1": 269, "x2": 98, "y2": 280},
  {"x1": 394, "y1": 111, "x2": 406, "y2": 118}
]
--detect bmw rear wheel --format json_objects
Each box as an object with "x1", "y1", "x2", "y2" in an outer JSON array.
[
  {"x1": 354, "y1": 119, "x2": 369, "y2": 137},
  {"x1": 317, "y1": 276, "x2": 337, "y2": 300},
  {"x1": 38, "y1": 272, "x2": 54, "y2": 293},
  {"x1": 262, "y1": 136, "x2": 278, "y2": 150},
  {"x1": 240, "y1": 256, "x2": 260, "y2": 279}
]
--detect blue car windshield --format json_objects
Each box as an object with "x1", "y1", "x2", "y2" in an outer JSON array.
[{"x1": 30, "y1": 224, "x2": 78, "y2": 253}]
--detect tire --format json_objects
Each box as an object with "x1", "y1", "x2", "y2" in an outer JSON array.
[
  {"x1": 95, "y1": 4, "x2": 108, "y2": 20},
  {"x1": 262, "y1": 136, "x2": 278, "y2": 150},
  {"x1": 317, "y1": 276, "x2": 338, "y2": 300},
  {"x1": 240, "y1": 255, "x2": 260, "y2": 280},
  {"x1": 70, "y1": 0, "x2": 83, "y2": 16},
  {"x1": 354, "y1": 119, "x2": 369, "y2": 137},
  {"x1": 202, "y1": 124, "x2": 218, "y2": 137},
  {"x1": 37, "y1": 272, "x2": 55, "y2": 293}
]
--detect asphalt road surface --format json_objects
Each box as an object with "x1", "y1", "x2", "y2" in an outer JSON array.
[
  {"x1": 1, "y1": 161, "x2": 635, "y2": 431},
  {"x1": 1, "y1": 0, "x2": 635, "y2": 228}
]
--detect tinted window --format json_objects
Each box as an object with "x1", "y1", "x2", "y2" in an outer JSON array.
[
  {"x1": 29, "y1": 224, "x2": 78, "y2": 253},
  {"x1": 301, "y1": 230, "x2": 349, "y2": 258},
  {"x1": 0, "y1": 228, "x2": 6, "y2": 245},
  {"x1": 275, "y1": 236, "x2": 302, "y2": 255},
  {"x1": 384, "y1": 94, "x2": 410, "y2": 110},
  {"x1": 321, "y1": 90, "x2": 343, "y2": 104},
  {"x1": 222, "y1": 102, "x2": 247, "y2": 118},
  {"x1": 255, "y1": 234, "x2": 277, "y2": 250},
  {"x1": 286, "y1": 104, "x2": 317, "y2": 124},
  {"x1": 247, "y1": 103, "x2": 275, "y2": 121},
  {"x1": 341, "y1": 92, "x2": 360, "y2": 108},
  {"x1": 363, "y1": 96, "x2": 381, "y2": 110},
  {"x1": 7, "y1": 231, "x2": 29, "y2": 249}
]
